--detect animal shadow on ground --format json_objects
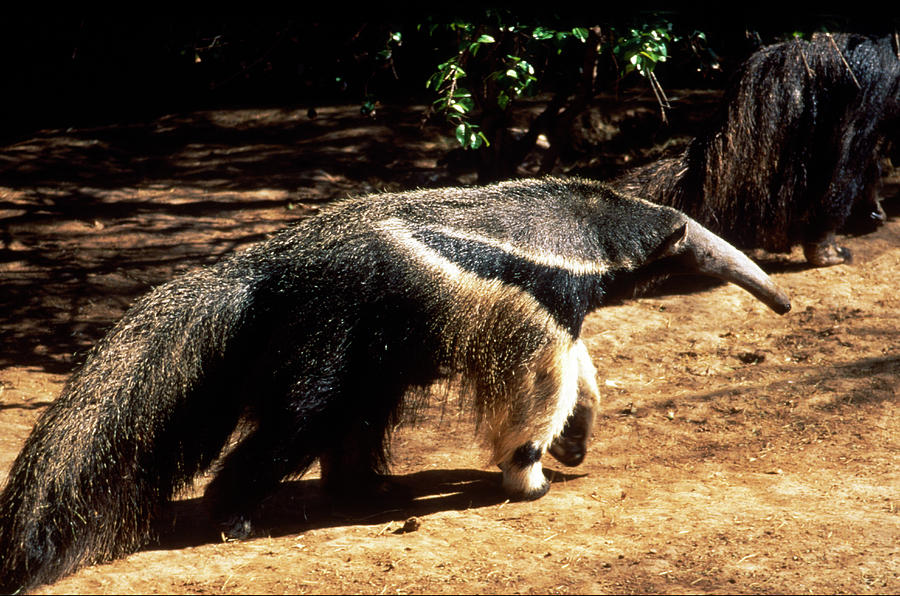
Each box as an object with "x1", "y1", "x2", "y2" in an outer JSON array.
[{"x1": 152, "y1": 467, "x2": 586, "y2": 551}]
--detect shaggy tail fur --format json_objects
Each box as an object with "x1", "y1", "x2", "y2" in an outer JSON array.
[{"x1": 0, "y1": 264, "x2": 259, "y2": 594}]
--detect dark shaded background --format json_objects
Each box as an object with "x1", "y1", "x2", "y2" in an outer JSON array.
[{"x1": 2, "y1": 11, "x2": 897, "y2": 144}]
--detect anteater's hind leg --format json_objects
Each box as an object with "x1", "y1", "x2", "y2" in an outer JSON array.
[
  {"x1": 490, "y1": 340, "x2": 585, "y2": 501},
  {"x1": 203, "y1": 370, "x2": 352, "y2": 537},
  {"x1": 203, "y1": 418, "x2": 320, "y2": 538},
  {"x1": 548, "y1": 341, "x2": 600, "y2": 467},
  {"x1": 317, "y1": 385, "x2": 411, "y2": 503}
]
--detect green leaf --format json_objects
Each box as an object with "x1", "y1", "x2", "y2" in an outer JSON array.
[
  {"x1": 532, "y1": 26, "x2": 555, "y2": 40},
  {"x1": 455, "y1": 123, "x2": 468, "y2": 145},
  {"x1": 455, "y1": 123, "x2": 487, "y2": 150}
]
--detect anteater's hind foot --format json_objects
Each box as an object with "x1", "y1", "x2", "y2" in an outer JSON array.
[
  {"x1": 204, "y1": 425, "x2": 317, "y2": 535},
  {"x1": 804, "y1": 234, "x2": 853, "y2": 267}
]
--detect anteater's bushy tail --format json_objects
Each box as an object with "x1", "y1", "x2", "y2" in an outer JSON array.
[{"x1": 0, "y1": 265, "x2": 261, "y2": 593}]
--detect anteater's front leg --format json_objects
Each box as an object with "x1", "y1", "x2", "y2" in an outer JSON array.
[
  {"x1": 492, "y1": 340, "x2": 587, "y2": 500},
  {"x1": 549, "y1": 341, "x2": 600, "y2": 467}
]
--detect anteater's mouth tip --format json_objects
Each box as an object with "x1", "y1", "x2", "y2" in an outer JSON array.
[{"x1": 770, "y1": 296, "x2": 791, "y2": 315}]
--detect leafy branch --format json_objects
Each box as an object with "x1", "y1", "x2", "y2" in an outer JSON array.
[
  {"x1": 425, "y1": 29, "x2": 495, "y2": 149},
  {"x1": 612, "y1": 21, "x2": 676, "y2": 122},
  {"x1": 415, "y1": 13, "x2": 707, "y2": 182}
]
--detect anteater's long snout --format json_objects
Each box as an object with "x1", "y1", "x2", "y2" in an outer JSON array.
[{"x1": 684, "y1": 221, "x2": 791, "y2": 315}]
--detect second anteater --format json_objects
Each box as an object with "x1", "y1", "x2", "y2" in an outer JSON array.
[{"x1": 615, "y1": 32, "x2": 900, "y2": 266}]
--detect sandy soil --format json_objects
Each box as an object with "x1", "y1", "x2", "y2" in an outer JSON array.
[{"x1": 0, "y1": 101, "x2": 897, "y2": 595}]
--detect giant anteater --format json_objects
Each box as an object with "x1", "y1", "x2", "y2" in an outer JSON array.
[{"x1": 0, "y1": 177, "x2": 790, "y2": 592}]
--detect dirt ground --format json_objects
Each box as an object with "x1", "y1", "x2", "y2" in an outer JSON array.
[{"x1": 0, "y1": 99, "x2": 898, "y2": 595}]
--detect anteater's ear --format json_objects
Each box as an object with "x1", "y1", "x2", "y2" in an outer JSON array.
[{"x1": 648, "y1": 223, "x2": 689, "y2": 262}]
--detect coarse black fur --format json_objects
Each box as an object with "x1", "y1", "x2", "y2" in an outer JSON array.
[
  {"x1": 0, "y1": 177, "x2": 790, "y2": 593},
  {"x1": 614, "y1": 32, "x2": 900, "y2": 266}
]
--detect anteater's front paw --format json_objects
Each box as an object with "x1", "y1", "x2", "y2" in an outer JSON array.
[
  {"x1": 501, "y1": 465, "x2": 551, "y2": 501},
  {"x1": 500, "y1": 442, "x2": 551, "y2": 501},
  {"x1": 548, "y1": 434, "x2": 586, "y2": 467}
]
